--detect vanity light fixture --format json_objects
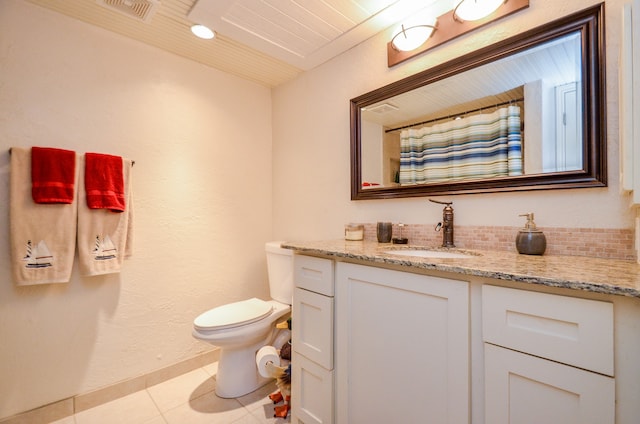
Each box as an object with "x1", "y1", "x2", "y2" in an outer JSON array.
[
  {"x1": 453, "y1": 0, "x2": 507, "y2": 22},
  {"x1": 387, "y1": 0, "x2": 528, "y2": 67},
  {"x1": 191, "y1": 24, "x2": 215, "y2": 40},
  {"x1": 391, "y1": 23, "x2": 437, "y2": 52}
]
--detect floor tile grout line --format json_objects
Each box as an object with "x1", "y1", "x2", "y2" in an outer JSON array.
[{"x1": 144, "y1": 386, "x2": 165, "y2": 421}]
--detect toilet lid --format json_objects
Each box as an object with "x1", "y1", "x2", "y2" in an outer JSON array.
[{"x1": 194, "y1": 298, "x2": 273, "y2": 331}]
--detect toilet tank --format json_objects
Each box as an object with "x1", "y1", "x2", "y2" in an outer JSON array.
[{"x1": 265, "y1": 241, "x2": 294, "y2": 305}]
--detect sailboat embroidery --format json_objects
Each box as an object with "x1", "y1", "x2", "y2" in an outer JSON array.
[
  {"x1": 22, "y1": 239, "x2": 54, "y2": 268},
  {"x1": 92, "y1": 235, "x2": 117, "y2": 260}
]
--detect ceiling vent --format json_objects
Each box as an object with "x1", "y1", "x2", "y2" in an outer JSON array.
[
  {"x1": 364, "y1": 103, "x2": 399, "y2": 114},
  {"x1": 96, "y1": 0, "x2": 160, "y2": 23}
]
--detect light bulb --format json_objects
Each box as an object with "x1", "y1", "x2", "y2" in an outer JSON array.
[
  {"x1": 391, "y1": 24, "x2": 436, "y2": 52},
  {"x1": 454, "y1": 0, "x2": 506, "y2": 22},
  {"x1": 191, "y1": 24, "x2": 215, "y2": 40}
]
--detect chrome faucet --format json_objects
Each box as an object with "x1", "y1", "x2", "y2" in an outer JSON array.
[{"x1": 430, "y1": 199, "x2": 455, "y2": 248}]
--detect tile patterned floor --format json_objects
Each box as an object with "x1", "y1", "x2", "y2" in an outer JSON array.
[{"x1": 50, "y1": 363, "x2": 291, "y2": 424}]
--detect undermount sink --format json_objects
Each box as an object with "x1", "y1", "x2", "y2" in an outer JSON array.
[{"x1": 383, "y1": 248, "x2": 477, "y2": 259}]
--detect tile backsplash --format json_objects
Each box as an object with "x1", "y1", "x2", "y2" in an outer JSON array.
[{"x1": 362, "y1": 223, "x2": 635, "y2": 261}]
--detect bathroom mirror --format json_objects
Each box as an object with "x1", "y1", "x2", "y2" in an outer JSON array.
[{"x1": 351, "y1": 4, "x2": 605, "y2": 200}]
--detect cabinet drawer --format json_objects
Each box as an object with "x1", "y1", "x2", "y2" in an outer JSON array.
[
  {"x1": 292, "y1": 287, "x2": 334, "y2": 369},
  {"x1": 291, "y1": 351, "x2": 334, "y2": 424},
  {"x1": 294, "y1": 255, "x2": 334, "y2": 296},
  {"x1": 482, "y1": 285, "x2": 613, "y2": 375}
]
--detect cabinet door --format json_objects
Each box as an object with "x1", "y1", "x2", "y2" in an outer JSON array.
[
  {"x1": 335, "y1": 262, "x2": 469, "y2": 424},
  {"x1": 292, "y1": 287, "x2": 334, "y2": 369},
  {"x1": 291, "y1": 351, "x2": 334, "y2": 424},
  {"x1": 484, "y1": 343, "x2": 614, "y2": 424}
]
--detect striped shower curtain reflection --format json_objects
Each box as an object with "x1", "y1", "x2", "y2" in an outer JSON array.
[{"x1": 399, "y1": 105, "x2": 523, "y2": 185}]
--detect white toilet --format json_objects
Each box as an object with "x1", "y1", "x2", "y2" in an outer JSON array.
[{"x1": 192, "y1": 241, "x2": 293, "y2": 398}]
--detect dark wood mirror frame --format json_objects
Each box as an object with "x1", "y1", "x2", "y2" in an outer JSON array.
[{"x1": 351, "y1": 4, "x2": 606, "y2": 200}]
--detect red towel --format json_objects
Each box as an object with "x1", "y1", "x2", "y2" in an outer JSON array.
[
  {"x1": 31, "y1": 147, "x2": 76, "y2": 204},
  {"x1": 85, "y1": 153, "x2": 125, "y2": 212}
]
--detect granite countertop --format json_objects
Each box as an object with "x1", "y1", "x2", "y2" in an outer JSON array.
[{"x1": 281, "y1": 240, "x2": 640, "y2": 299}]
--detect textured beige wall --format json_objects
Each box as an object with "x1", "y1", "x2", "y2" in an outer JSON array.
[
  {"x1": 272, "y1": 0, "x2": 634, "y2": 241},
  {"x1": 0, "y1": 0, "x2": 273, "y2": 419},
  {"x1": 0, "y1": 0, "x2": 633, "y2": 419}
]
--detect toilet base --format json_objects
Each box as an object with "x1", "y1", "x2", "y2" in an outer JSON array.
[{"x1": 215, "y1": 341, "x2": 272, "y2": 398}]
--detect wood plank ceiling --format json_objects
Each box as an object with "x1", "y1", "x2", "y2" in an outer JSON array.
[
  {"x1": 23, "y1": 0, "x2": 446, "y2": 87},
  {"x1": 24, "y1": 0, "x2": 302, "y2": 87}
]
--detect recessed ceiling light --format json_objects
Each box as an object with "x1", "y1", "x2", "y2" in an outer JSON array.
[{"x1": 191, "y1": 24, "x2": 215, "y2": 40}]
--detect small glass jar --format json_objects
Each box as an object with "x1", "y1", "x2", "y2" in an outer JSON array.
[{"x1": 345, "y1": 224, "x2": 364, "y2": 241}]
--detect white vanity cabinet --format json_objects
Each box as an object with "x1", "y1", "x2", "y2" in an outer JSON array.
[
  {"x1": 334, "y1": 262, "x2": 470, "y2": 423},
  {"x1": 291, "y1": 255, "x2": 335, "y2": 424},
  {"x1": 482, "y1": 285, "x2": 615, "y2": 424}
]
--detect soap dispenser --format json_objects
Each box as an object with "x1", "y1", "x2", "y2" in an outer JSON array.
[{"x1": 516, "y1": 213, "x2": 546, "y2": 255}]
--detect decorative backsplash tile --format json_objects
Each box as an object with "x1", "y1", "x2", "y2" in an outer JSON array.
[{"x1": 362, "y1": 223, "x2": 635, "y2": 261}]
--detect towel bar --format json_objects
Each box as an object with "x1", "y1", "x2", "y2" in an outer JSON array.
[{"x1": 8, "y1": 148, "x2": 135, "y2": 166}]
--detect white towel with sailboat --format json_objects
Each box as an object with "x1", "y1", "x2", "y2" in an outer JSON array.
[
  {"x1": 9, "y1": 147, "x2": 78, "y2": 285},
  {"x1": 77, "y1": 155, "x2": 134, "y2": 276}
]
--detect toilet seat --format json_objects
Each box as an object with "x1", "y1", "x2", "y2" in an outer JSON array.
[{"x1": 194, "y1": 298, "x2": 273, "y2": 331}]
